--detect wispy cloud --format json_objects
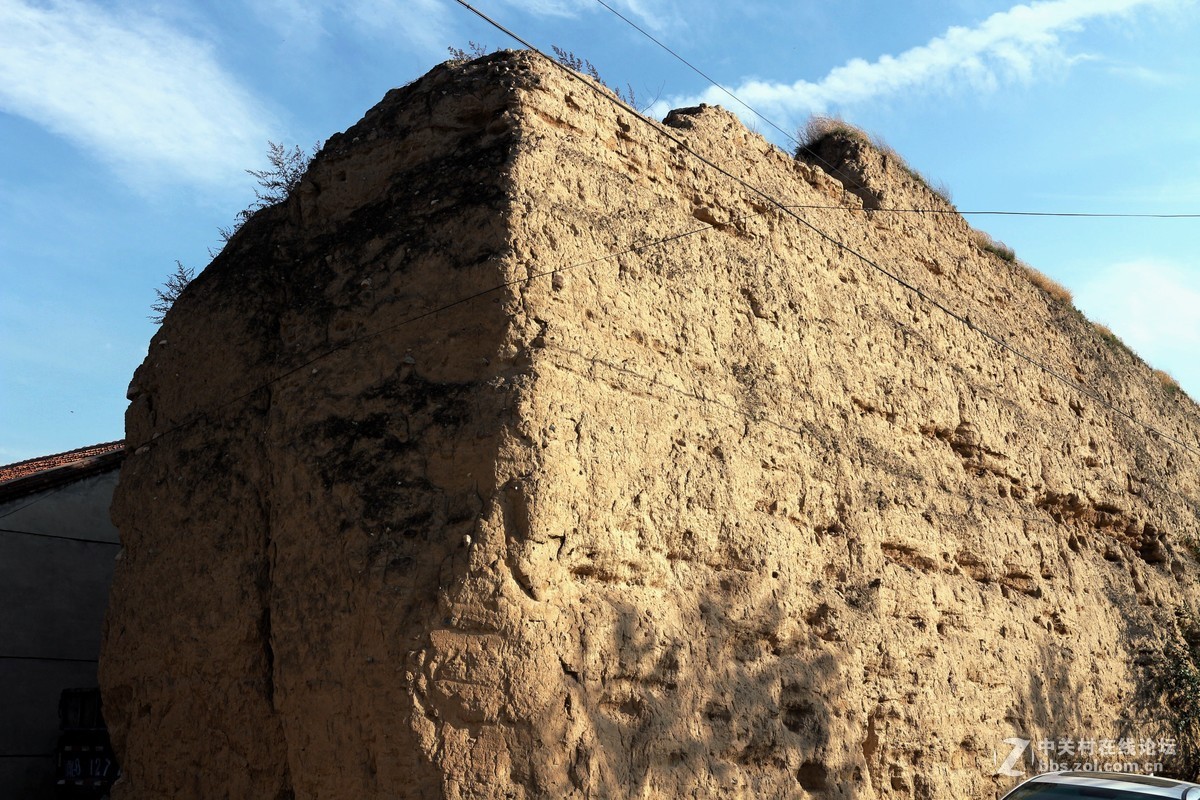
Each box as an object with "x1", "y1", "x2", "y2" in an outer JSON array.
[
  {"x1": 661, "y1": 0, "x2": 1176, "y2": 122},
  {"x1": 1104, "y1": 62, "x2": 1177, "y2": 84},
  {"x1": 1074, "y1": 258, "x2": 1200, "y2": 397},
  {"x1": 0, "y1": 0, "x2": 271, "y2": 188}
]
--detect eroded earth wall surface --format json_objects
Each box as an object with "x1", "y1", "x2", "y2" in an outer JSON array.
[{"x1": 102, "y1": 51, "x2": 1200, "y2": 799}]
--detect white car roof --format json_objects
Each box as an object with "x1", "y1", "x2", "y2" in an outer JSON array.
[{"x1": 1017, "y1": 772, "x2": 1200, "y2": 798}]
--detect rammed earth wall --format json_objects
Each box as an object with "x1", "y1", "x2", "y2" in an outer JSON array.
[{"x1": 102, "y1": 50, "x2": 1200, "y2": 799}]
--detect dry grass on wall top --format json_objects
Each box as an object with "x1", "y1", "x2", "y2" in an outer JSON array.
[
  {"x1": 1092, "y1": 322, "x2": 1137, "y2": 360},
  {"x1": 1077, "y1": 316, "x2": 1189, "y2": 403},
  {"x1": 1155, "y1": 369, "x2": 1183, "y2": 396},
  {"x1": 969, "y1": 229, "x2": 1017, "y2": 263},
  {"x1": 799, "y1": 119, "x2": 1191, "y2": 408},
  {"x1": 797, "y1": 115, "x2": 875, "y2": 151},
  {"x1": 968, "y1": 229, "x2": 1074, "y2": 305},
  {"x1": 1019, "y1": 261, "x2": 1074, "y2": 305},
  {"x1": 1092, "y1": 321, "x2": 1117, "y2": 344},
  {"x1": 1079, "y1": 319, "x2": 1189, "y2": 403},
  {"x1": 795, "y1": 115, "x2": 955, "y2": 206}
]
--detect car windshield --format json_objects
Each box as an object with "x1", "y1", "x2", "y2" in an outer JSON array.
[{"x1": 1006, "y1": 784, "x2": 1160, "y2": 800}]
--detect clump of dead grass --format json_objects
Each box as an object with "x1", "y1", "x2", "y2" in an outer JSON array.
[
  {"x1": 970, "y1": 230, "x2": 1073, "y2": 304},
  {"x1": 1090, "y1": 324, "x2": 1189, "y2": 402},
  {"x1": 1092, "y1": 322, "x2": 1136, "y2": 359},
  {"x1": 970, "y1": 230, "x2": 1017, "y2": 263},
  {"x1": 795, "y1": 115, "x2": 954, "y2": 206},
  {"x1": 1155, "y1": 369, "x2": 1183, "y2": 397},
  {"x1": 1019, "y1": 262, "x2": 1073, "y2": 304},
  {"x1": 446, "y1": 41, "x2": 491, "y2": 65},
  {"x1": 798, "y1": 116, "x2": 875, "y2": 151}
]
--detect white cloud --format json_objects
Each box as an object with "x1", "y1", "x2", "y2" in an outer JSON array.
[
  {"x1": 1074, "y1": 258, "x2": 1200, "y2": 397},
  {"x1": 661, "y1": 0, "x2": 1176, "y2": 121},
  {"x1": 1104, "y1": 62, "x2": 1177, "y2": 84},
  {"x1": 0, "y1": 0, "x2": 271, "y2": 188}
]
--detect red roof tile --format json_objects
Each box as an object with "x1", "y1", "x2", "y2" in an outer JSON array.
[{"x1": 0, "y1": 440, "x2": 126, "y2": 485}]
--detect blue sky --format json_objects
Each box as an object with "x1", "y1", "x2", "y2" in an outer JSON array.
[{"x1": 1, "y1": 0, "x2": 1198, "y2": 464}]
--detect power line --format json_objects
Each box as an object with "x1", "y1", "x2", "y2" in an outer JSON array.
[
  {"x1": 82, "y1": 9, "x2": 1194, "y2": 500},
  {"x1": 588, "y1": 0, "x2": 896, "y2": 205},
  {"x1": 587, "y1": 0, "x2": 897, "y2": 204},
  {"x1": 0, "y1": 654, "x2": 99, "y2": 664},
  {"x1": 786, "y1": 205, "x2": 1200, "y2": 219},
  {"x1": 589, "y1": 0, "x2": 1200, "y2": 224},
  {"x1": 0, "y1": 483, "x2": 67, "y2": 520},
  {"x1": 917, "y1": 210, "x2": 1200, "y2": 218},
  {"x1": 543, "y1": 342, "x2": 1200, "y2": 519},
  {"x1": 450, "y1": 1, "x2": 1200, "y2": 460},
  {"x1": 592, "y1": 0, "x2": 799, "y2": 148},
  {"x1": 21, "y1": 29, "x2": 1183, "y2": 576},
  {"x1": 104, "y1": 22, "x2": 1190, "y2": 463},
  {"x1": 0, "y1": 526, "x2": 121, "y2": 546},
  {"x1": 121, "y1": 208, "x2": 778, "y2": 456}
]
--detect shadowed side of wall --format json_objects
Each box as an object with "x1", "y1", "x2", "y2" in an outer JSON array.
[{"x1": 102, "y1": 53, "x2": 545, "y2": 799}]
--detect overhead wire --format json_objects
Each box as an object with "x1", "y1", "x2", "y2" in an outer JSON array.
[
  {"x1": 86, "y1": 8, "x2": 1194, "y2": 464},
  {"x1": 0, "y1": 526, "x2": 121, "y2": 546},
  {"x1": 786, "y1": 205, "x2": 1200, "y2": 219},
  {"x1": 590, "y1": 0, "x2": 1200, "y2": 223},
  {"x1": 592, "y1": 0, "x2": 800, "y2": 148},
  {"x1": 540, "y1": 342, "x2": 1200, "y2": 519},
  {"x1": 590, "y1": 0, "x2": 897, "y2": 205},
  {"x1": 0, "y1": 654, "x2": 99, "y2": 664},
  {"x1": 36, "y1": 4, "x2": 1191, "y2": 518},
  {"x1": 587, "y1": 0, "x2": 932, "y2": 207},
  {"x1": 0, "y1": 483, "x2": 68, "y2": 520},
  {"x1": 451, "y1": 0, "x2": 1200, "y2": 460},
  {"x1": 115, "y1": 208, "x2": 781, "y2": 456}
]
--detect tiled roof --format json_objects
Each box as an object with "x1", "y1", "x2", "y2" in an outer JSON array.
[{"x1": 0, "y1": 440, "x2": 126, "y2": 485}]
